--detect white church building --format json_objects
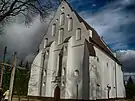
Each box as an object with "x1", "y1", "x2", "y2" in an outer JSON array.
[{"x1": 28, "y1": 0, "x2": 125, "y2": 100}]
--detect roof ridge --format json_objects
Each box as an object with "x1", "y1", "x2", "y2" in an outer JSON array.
[{"x1": 63, "y1": 1, "x2": 121, "y2": 64}]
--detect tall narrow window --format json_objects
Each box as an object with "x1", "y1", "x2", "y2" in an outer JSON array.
[
  {"x1": 44, "y1": 38, "x2": 48, "y2": 48},
  {"x1": 76, "y1": 28, "x2": 81, "y2": 40},
  {"x1": 58, "y1": 28, "x2": 64, "y2": 44},
  {"x1": 89, "y1": 30, "x2": 92, "y2": 37},
  {"x1": 68, "y1": 17, "x2": 73, "y2": 31},
  {"x1": 60, "y1": 13, "x2": 65, "y2": 26},
  {"x1": 52, "y1": 24, "x2": 56, "y2": 36},
  {"x1": 62, "y1": 68, "x2": 65, "y2": 76}
]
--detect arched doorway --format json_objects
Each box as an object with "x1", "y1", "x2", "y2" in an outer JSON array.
[{"x1": 54, "y1": 85, "x2": 60, "y2": 101}]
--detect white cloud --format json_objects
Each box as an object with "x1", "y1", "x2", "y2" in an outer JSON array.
[
  {"x1": 0, "y1": 14, "x2": 53, "y2": 59},
  {"x1": 116, "y1": 50, "x2": 135, "y2": 72},
  {"x1": 117, "y1": 50, "x2": 135, "y2": 61},
  {"x1": 79, "y1": 0, "x2": 135, "y2": 50}
]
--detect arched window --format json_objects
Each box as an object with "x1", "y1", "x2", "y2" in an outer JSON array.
[
  {"x1": 52, "y1": 24, "x2": 56, "y2": 36},
  {"x1": 46, "y1": 50, "x2": 49, "y2": 55},
  {"x1": 68, "y1": 17, "x2": 73, "y2": 31},
  {"x1": 64, "y1": 46, "x2": 67, "y2": 51},
  {"x1": 43, "y1": 82, "x2": 46, "y2": 86},
  {"x1": 56, "y1": 19, "x2": 58, "y2": 23},
  {"x1": 61, "y1": 82, "x2": 65, "y2": 86},
  {"x1": 76, "y1": 28, "x2": 81, "y2": 40},
  {"x1": 58, "y1": 28, "x2": 64, "y2": 44},
  {"x1": 67, "y1": 14, "x2": 70, "y2": 18},
  {"x1": 74, "y1": 70, "x2": 79, "y2": 77},
  {"x1": 107, "y1": 63, "x2": 108, "y2": 67},
  {"x1": 44, "y1": 38, "x2": 48, "y2": 48},
  {"x1": 97, "y1": 57, "x2": 99, "y2": 62},
  {"x1": 60, "y1": 13, "x2": 65, "y2": 26},
  {"x1": 44, "y1": 70, "x2": 47, "y2": 76},
  {"x1": 62, "y1": 68, "x2": 65, "y2": 76}
]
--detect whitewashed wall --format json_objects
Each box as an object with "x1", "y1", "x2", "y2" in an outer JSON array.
[
  {"x1": 28, "y1": 0, "x2": 125, "y2": 100},
  {"x1": 92, "y1": 46, "x2": 116, "y2": 99},
  {"x1": 65, "y1": 37, "x2": 84, "y2": 99},
  {"x1": 116, "y1": 64, "x2": 125, "y2": 98},
  {"x1": 28, "y1": 50, "x2": 43, "y2": 96}
]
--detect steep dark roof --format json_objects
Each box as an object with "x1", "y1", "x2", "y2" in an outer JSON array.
[
  {"x1": 64, "y1": 1, "x2": 121, "y2": 65},
  {"x1": 63, "y1": 36, "x2": 71, "y2": 43}
]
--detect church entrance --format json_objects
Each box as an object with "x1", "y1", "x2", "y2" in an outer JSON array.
[{"x1": 54, "y1": 85, "x2": 60, "y2": 101}]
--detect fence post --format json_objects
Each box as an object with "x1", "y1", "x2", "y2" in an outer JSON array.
[{"x1": 8, "y1": 52, "x2": 17, "y2": 101}]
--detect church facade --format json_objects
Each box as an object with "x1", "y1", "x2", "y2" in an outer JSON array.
[{"x1": 28, "y1": 0, "x2": 125, "y2": 100}]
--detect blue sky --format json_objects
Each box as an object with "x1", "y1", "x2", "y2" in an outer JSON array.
[
  {"x1": 67, "y1": 0, "x2": 135, "y2": 73},
  {"x1": 67, "y1": 0, "x2": 135, "y2": 51}
]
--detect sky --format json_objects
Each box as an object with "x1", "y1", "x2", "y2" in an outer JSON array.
[
  {"x1": 0, "y1": 0, "x2": 135, "y2": 73},
  {"x1": 67, "y1": 0, "x2": 135, "y2": 73}
]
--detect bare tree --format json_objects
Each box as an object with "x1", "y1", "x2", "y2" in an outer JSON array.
[
  {"x1": 0, "y1": 0, "x2": 60, "y2": 23},
  {"x1": 0, "y1": 0, "x2": 60, "y2": 35}
]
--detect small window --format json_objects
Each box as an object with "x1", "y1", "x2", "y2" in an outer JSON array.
[
  {"x1": 43, "y1": 82, "x2": 45, "y2": 86},
  {"x1": 97, "y1": 57, "x2": 99, "y2": 62},
  {"x1": 67, "y1": 14, "x2": 70, "y2": 18},
  {"x1": 60, "y1": 13, "x2": 65, "y2": 26},
  {"x1": 58, "y1": 28, "x2": 64, "y2": 44},
  {"x1": 107, "y1": 63, "x2": 108, "y2": 67},
  {"x1": 64, "y1": 46, "x2": 67, "y2": 51},
  {"x1": 46, "y1": 50, "x2": 49, "y2": 55},
  {"x1": 89, "y1": 30, "x2": 92, "y2": 37},
  {"x1": 44, "y1": 38, "x2": 48, "y2": 48},
  {"x1": 52, "y1": 24, "x2": 56, "y2": 36},
  {"x1": 61, "y1": 7, "x2": 65, "y2": 11},
  {"x1": 68, "y1": 17, "x2": 73, "y2": 31},
  {"x1": 76, "y1": 28, "x2": 81, "y2": 40},
  {"x1": 56, "y1": 19, "x2": 58, "y2": 23},
  {"x1": 97, "y1": 84, "x2": 100, "y2": 87},
  {"x1": 62, "y1": 68, "x2": 65, "y2": 76},
  {"x1": 44, "y1": 70, "x2": 47, "y2": 76},
  {"x1": 74, "y1": 70, "x2": 79, "y2": 77},
  {"x1": 62, "y1": 82, "x2": 65, "y2": 86}
]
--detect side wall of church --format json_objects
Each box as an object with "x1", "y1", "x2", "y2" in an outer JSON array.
[
  {"x1": 44, "y1": 42, "x2": 58, "y2": 97},
  {"x1": 65, "y1": 37, "x2": 84, "y2": 99},
  {"x1": 88, "y1": 46, "x2": 125, "y2": 99},
  {"x1": 116, "y1": 64, "x2": 125, "y2": 98}
]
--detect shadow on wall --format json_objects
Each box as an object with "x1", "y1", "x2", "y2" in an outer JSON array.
[{"x1": 89, "y1": 56, "x2": 105, "y2": 100}]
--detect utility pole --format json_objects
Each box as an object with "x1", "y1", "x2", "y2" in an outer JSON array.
[
  {"x1": 8, "y1": 52, "x2": 17, "y2": 101},
  {"x1": 0, "y1": 46, "x2": 7, "y2": 88}
]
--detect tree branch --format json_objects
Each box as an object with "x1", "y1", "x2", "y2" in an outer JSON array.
[{"x1": 0, "y1": 0, "x2": 56, "y2": 23}]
